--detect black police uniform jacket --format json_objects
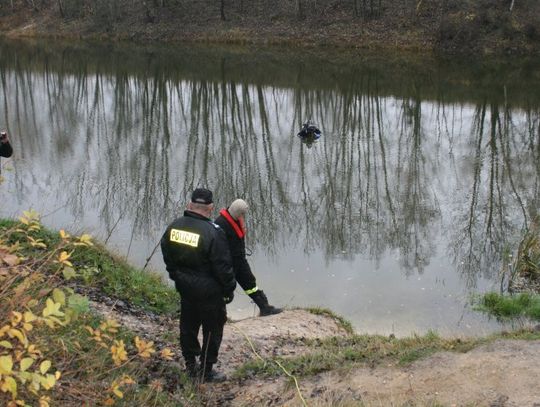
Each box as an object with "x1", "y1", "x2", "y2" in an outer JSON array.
[
  {"x1": 214, "y1": 209, "x2": 252, "y2": 280},
  {"x1": 160, "y1": 210, "x2": 236, "y2": 301}
]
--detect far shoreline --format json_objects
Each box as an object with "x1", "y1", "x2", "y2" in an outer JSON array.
[{"x1": 1, "y1": 0, "x2": 539, "y2": 56}]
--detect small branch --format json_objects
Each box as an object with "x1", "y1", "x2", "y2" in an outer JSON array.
[{"x1": 142, "y1": 240, "x2": 161, "y2": 270}]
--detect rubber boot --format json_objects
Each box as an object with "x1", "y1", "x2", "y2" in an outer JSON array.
[
  {"x1": 203, "y1": 364, "x2": 227, "y2": 383},
  {"x1": 249, "y1": 290, "x2": 282, "y2": 316}
]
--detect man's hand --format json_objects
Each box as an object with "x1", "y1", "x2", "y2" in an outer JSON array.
[
  {"x1": 0, "y1": 131, "x2": 8, "y2": 144},
  {"x1": 224, "y1": 292, "x2": 234, "y2": 304}
]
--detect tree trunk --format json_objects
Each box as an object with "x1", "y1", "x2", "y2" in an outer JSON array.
[
  {"x1": 57, "y1": 0, "x2": 64, "y2": 17},
  {"x1": 220, "y1": 0, "x2": 226, "y2": 20}
]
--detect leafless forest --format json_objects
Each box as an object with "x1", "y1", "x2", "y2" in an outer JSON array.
[{"x1": 1, "y1": 0, "x2": 539, "y2": 53}]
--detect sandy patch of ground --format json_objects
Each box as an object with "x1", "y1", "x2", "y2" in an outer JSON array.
[
  {"x1": 229, "y1": 340, "x2": 540, "y2": 406},
  {"x1": 90, "y1": 297, "x2": 540, "y2": 407}
]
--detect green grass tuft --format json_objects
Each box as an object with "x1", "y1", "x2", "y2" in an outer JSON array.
[{"x1": 476, "y1": 292, "x2": 540, "y2": 322}]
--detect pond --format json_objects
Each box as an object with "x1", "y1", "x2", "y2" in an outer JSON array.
[{"x1": 1, "y1": 39, "x2": 539, "y2": 336}]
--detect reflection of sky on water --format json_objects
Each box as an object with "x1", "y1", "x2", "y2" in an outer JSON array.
[
  {"x1": 228, "y1": 244, "x2": 501, "y2": 336},
  {"x1": 1, "y1": 41, "x2": 539, "y2": 336}
]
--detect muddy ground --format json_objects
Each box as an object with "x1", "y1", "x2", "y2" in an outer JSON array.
[{"x1": 89, "y1": 291, "x2": 540, "y2": 407}]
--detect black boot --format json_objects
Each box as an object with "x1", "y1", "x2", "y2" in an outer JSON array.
[
  {"x1": 202, "y1": 364, "x2": 227, "y2": 383},
  {"x1": 185, "y1": 357, "x2": 199, "y2": 379},
  {"x1": 249, "y1": 290, "x2": 282, "y2": 317}
]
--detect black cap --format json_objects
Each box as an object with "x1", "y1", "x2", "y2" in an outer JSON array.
[{"x1": 191, "y1": 188, "x2": 213, "y2": 204}]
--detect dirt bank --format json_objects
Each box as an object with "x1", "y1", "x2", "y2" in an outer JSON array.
[
  {"x1": 228, "y1": 339, "x2": 540, "y2": 406},
  {"x1": 89, "y1": 291, "x2": 540, "y2": 407},
  {"x1": 1, "y1": 0, "x2": 540, "y2": 54}
]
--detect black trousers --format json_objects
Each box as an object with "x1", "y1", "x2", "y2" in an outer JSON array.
[
  {"x1": 179, "y1": 297, "x2": 227, "y2": 366},
  {"x1": 235, "y1": 262, "x2": 257, "y2": 292}
]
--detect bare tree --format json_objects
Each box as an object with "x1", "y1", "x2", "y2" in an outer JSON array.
[{"x1": 57, "y1": 0, "x2": 64, "y2": 17}]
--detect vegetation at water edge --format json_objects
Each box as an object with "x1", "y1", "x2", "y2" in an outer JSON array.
[{"x1": 0, "y1": 211, "x2": 193, "y2": 406}]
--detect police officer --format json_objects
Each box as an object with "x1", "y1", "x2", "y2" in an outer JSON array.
[
  {"x1": 215, "y1": 199, "x2": 282, "y2": 316},
  {"x1": 161, "y1": 188, "x2": 236, "y2": 382}
]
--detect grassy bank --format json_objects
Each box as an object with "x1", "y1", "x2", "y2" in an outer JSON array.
[
  {"x1": 0, "y1": 211, "x2": 190, "y2": 406},
  {"x1": 0, "y1": 213, "x2": 178, "y2": 315},
  {"x1": 477, "y1": 220, "x2": 540, "y2": 323},
  {"x1": 234, "y1": 328, "x2": 540, "y2": 381}
]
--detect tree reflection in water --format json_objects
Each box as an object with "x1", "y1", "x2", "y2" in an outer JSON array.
[{"x1": 0, "y1": 40, "x2": 539, "y2": 290}]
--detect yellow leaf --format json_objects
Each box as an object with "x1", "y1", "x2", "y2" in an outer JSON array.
[
  {"x1": 28, "y1": 224, "x2": 41, "y2": 232},
  {"x1": 43, "y1": 319, "x2": 54, "y2": 328},
  {"x1": 27, "y1": 236, "x2": 47, "y2": 249},
  {"x1": 30, "y1": 373, "x2": 41, "y2": 392},
  {"x1": 0, "y1": 324, "x2": 10, "y2": 337},
  {"x1": 76, "y1": 234, "x2": 94, "y2": 246},
  {"x1": 0, "y1": 355, "x2": 13, "y2": 375},
  {"x1": 40, "y1": 374, "x2": 56, "y2": 390},
  {"x1": 22, "y1": 323, "x2": 33, "y2": 332},
  {"x1": 160, "y1": 348, "x2": 175, "y2": 360},
  {"x1": 22, "y1": 209, "x2": 40, "y2": 222},
  {"x1": 40, "y1": 360, "x2": 51, "y2": 375},
  {"x1": 57, "y1": 251, "x2": 73, "y2": 267},
  {"x1": 0, "y1": 340, "x2": 13, "y2": 349},
  {"x1": 1, "y1": 376, "x2": 17, "y2": 398},
  {"x1": 121, "y1": 376, "x2": 135, "y2": 385},
  {"x1": 55, "y1": 371, "x2": 61, "y2": 380},
  {"x1": 23, "y1": 311, "x2": 37, "y2": 323},
  {"x1": 39, "y1": 396, "x2": 51, "y2": 407},
  {"x1": 52, "y1": 288, "x2": 66, "y2": 306},
  {"x1": 99, "y1": 319, "x2": 120, "y2": 334},
  {"x1": 27, "y1": 344, "x2": 42, "y2": 358},
  {"x1": 134, "y1": 336, "x2": 156, "y2": 358},
  {"x1": 18, "y1": 371, "x2": 32, "y2": 384},
  {"x1": 20, "y1": 358, "x2": 34, "y2": 372},
  {"x1": 8, "y1": 241, "x2": 21, "y2": 252},
  {"x1": 59, "y1": 230, "x2": 70, "y2": 240},
  {"x1": 110, "y1": 340, "x2": 128, "y2": 366},
  {"x1": 42, "y1": 298, "x2": 64, "y2": 318},
  {"x1": 10, "y1": 311, "x2": 23, "y2": 327},
  {"x1": 103, "y1": 398, "x2": 115, "y2": 406},
  {"x1": 7, "y1": 329, "x2": 27, "y2": 347},
  {"x1": 112, "y1": 386, "x2": 123, "y2": 398},
  {"x1": 27, "y1": 299, "x2": 38, "y2": 308}
]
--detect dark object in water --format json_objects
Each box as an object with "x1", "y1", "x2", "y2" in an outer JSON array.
[
  {"x1": 297, "y1": 121, "x2": 322, "y2": 148},
  {"x1": 297, "y1": 121, "x2": 322, "y2": 140}
]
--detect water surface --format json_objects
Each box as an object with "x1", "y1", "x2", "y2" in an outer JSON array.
[{"x1": 1, "y1": 40, "x2": 539, "y2": 336}]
